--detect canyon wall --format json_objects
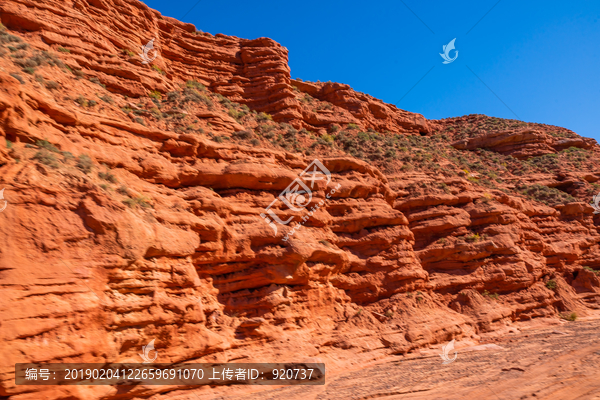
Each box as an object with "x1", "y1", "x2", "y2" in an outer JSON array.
[{"x1": 0, "y1": 1, "x2": 599, "y2": 399}]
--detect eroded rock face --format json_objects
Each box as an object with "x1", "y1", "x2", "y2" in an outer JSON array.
[
  {"x1": 0, "y1": 2, "x2": 599, "y2": 399},
  {"x1": 292, "y1": 79, "x2": 431, "y2": 134},
  {"x1": 0, "y1": 0, "x2": 428, "y2": 135}
]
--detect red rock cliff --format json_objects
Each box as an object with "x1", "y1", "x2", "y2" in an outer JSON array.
[{"x1": 0, "y1": 1, "x2": 599, "y2": 399}]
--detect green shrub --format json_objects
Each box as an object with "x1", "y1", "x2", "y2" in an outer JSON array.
[
  {"x1": 57, "y1": 46, "x2": 70, "y2": 53},
  {"x1": 122, "y1": 48, "x2": 135, "y2": 56},
  {"x1": 186, "y1": 80, "x2": 205, "y2": 91},
  {"x1": 321, "y1": 133, "x2": 334, "y2": 143},
  {"x1": 6, "y1": 140, "x2": 12, "y2": 149},
  {"x1": 546, "y1": 280, "x2": 557, "y2": 290},
  {"x1": 583, "y1": 266, "x2": 599, "y2": 274},
  {"x1": 228, "y1": 108, "x2": 245, "y2": 121},
  {"x1": 76, "y1": 154, "x2": 93, "y2": 174},
  {"x1": 466, "y1": 233, "x2": 481, "y2": 242},
  {"x1": 148, "y1": 90, "x2": 161, "y2": 100},
  {"x1": 215, "y1": 93, "x2": 231, "y2": 106},
  {"x1": 482, "y1": 290, "x2": 499, "y2": 300},
  {"x1": 560, "y1": 312, "x2": 577, "y2": 321},
  {"x1": 151, "y1": 65, "x2": 165, "y2": 75},
  {"x1": 257, "y1": 112, "x2": 273, "y2": 121}
]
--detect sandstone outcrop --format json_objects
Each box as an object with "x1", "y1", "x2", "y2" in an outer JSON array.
[{"x1": 0, "y1": 1, "x2": 599, "y2": 399}]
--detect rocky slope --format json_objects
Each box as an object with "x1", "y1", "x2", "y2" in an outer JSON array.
[{"x1": 0, "y1": 1, "x2": 599, "y2": 399}]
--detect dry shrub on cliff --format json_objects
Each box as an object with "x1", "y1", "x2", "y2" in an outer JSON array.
[
  {"x1": 186, "y1": 80, "x2": 205, "y2": 91},
  {"x1": 257, "y1": 112, "x2": 272, "y2": 121},
  {"x1": 151, "y1": 65, "x2": 165, "y2": 75},
  {"x1": 148, "y1": 90, "x2": 161, "y2": 100},
  {"x1": 33, "y1": 149, "x2": 59, "y2": 168},
  {"x1": 36, "y1": 140, "x2": 59, "y2": 153},
  {"x1": 258, "y1": 124, "x2": 275, "y2": 138},
  {"x1": 228, "y1": 104, "x2": 250, "y2": 121},
  {"x1": 76, "y1": 154, "x2": 93, "y2": 173},
  {"x1": 0, "y1": 30, "x2": 21, "y2": 46},
  {"x1": 215, "y1": 93, "x2": 231, "y2": 106},
  {"x1": 546, "y1": 280, "x2": 557, "y2": 290},
  {"x1": 482, "y1": 290, "x2": 499, "y2": 300},
  {"x1": 123, "y1": 196, "x2": 151, "y2": 209},
  {"x1": 99, "y1": 94, "x2": 113, "y2": 103},
  {"x1": 518, "y1": 184, "x2": 576, "y2": 206},
  {"x1": 232, "y1": 130, "x2": 253, "y2": 140},
  {"x1": 9, "y1": 73, "x2": 23, "y2": 83},
  {"x1": 563, "y1": 146, "x2": 590, "y2": 166},
  {"x1": 527, "y1": 153, "x2": 559, "y2": 171},
  {"x1": 182, "y1": 87, "x2": 212, "y2": 107},
  {"x1": 99, "y1": 170, "x2": 117, "y2": 183},
  {"x1": 88, "y1": 76, "x2": 105, "y2": 89},
  {"x1": 560, "y1": 312, "x2": 577, "y2": 321},
  {"x1": 75, "y1": 95, "x2": 92, "y2": 107}
]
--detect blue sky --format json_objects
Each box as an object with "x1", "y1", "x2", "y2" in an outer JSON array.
[{"x1": 140, "y1": 0, "x2": 600, "y2": 140}]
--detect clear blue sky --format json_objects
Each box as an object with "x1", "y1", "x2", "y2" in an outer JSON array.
[{"x1": 141, "y1": 0, "x2": 600, "y2": 140}]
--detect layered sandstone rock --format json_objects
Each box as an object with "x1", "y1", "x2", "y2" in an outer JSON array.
[
  {"x1": 0, "y1": 0, "x2": 428, "y2": 135},
  {"x1": 0, "y1": 1, "x2": 599, "y2": 400}
]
